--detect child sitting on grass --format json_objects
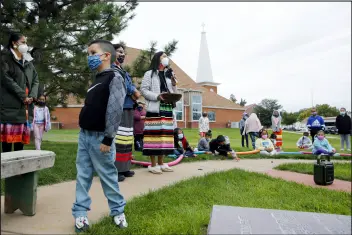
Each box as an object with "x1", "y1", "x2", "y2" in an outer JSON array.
[
  {"x1": 197, "y1": 130, "x2": 212, "y2": 152},
  {"x1": 296, "y1": 131, "x2": 313, "y2": 149},
  {"x1": 209, "y1": 135, "x2": 240, "y2": 161},
  {"x1": 270, "y1": 133, "x2": 278, "y2": 150},
  {"x1": 255, "y1": 129, "x2": 278, "y2": 156},
  {"x1": 174, "y1": 128, "x2": 197, "y2": 157},
  {"x1": 312, "y1": 130, "x2": 339, "y2": 157}
]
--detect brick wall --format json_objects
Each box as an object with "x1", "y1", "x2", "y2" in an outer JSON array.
[
  {"x1": 202, "y1": 85, "x2": 218, "y2": 94},
  {"x1": 51, "y1": 107, "x2": 81, "y2": 129},
  {"x1": 52, "y1": 106, "x2": 243, "y2": 130}
]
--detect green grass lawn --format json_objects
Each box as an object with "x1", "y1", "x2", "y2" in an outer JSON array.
[
  {"x1": 274, "y1": 162, "x2": 352, "y2": 181},
  {"x1": 44, "y1": 128, "x2": 351, "y2": 152},
  {"x1": 85, "y1": 169, "x2": 351, "y2": 235},
  {"x1": 1, "y1": 128, "x2": 350, "y2": 195}
]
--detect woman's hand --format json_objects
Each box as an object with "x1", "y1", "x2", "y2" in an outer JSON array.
[
  {"x1": 132, "y1": 90, "x2": 141, "y2": 100},
  {"x1": 23, "y1": 97, "x2": 31, "y2": 104},
  {"x1": 171, "y1": 75, "x2": 177, "y2": 86},
  {"x1": 157, "y1": 93, "x2": 167, "y2": 101}
]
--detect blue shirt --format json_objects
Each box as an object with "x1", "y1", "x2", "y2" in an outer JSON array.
[
  {"x1": 307, "y1": 115, "x2": 325, "y2": 130},
  {"x1": 111, "y1": 64, "x2": 136, "y2": 109}
]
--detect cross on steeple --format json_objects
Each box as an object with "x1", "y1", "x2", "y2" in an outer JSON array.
[{"x1": 201, "y1": 23, "x2": 205, "y2": 33}]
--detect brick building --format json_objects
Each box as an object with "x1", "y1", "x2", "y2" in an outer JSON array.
[{"x1": 51, "y1": 29, "x2": 245, "y2": 129}]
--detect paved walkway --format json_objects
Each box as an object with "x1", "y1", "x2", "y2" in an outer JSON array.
[{"x1": 1, "y1": 159, "x2": 350, "y2": 235}]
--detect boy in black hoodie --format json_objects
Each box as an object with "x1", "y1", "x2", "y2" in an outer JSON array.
[{"x1": 72, "y1": 39, "x2": 127, "y2": 232}]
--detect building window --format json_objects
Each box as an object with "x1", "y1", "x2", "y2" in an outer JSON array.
[
  {"x1": 175, "y1": 96, "x2": 183, "y2": 121},
  {"x1": 208, "y1": 111, "x2": 216, "y2": 122},
  {"x1": 192, "y1": 95, "x2": 202, "y2": 121}
]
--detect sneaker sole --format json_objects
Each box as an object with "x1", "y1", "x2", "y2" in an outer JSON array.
[
  {"x1": 149, "y1": 170, "x2": 162, "y2": 174},
  {"x1": 75, "y1": 225, "x2": 89, "y2": 233},
  {"x1": 161, "y1": 169, "x2": 174, "y2": 172}
]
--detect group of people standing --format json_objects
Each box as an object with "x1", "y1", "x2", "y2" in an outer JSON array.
[
  {"x1": 2, "y1": 32, "x2": 351, "y2": 233},
  {"x1": 306, "y1": 107, "x2": 351, "y2": 151},
  {"x1": 1, "y1": 34, "x2": 178, "y2": 232},
  {"x1": 239, "y1": 110, "x2": 283, "y2": 155}
]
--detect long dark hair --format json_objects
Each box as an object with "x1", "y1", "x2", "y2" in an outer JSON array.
[
  {"x1": 7, "y1": 32, "x2": 24, "y2": 49},
  {"x1": 149, "y1": 51, "x2": 164, "y2": 77}
]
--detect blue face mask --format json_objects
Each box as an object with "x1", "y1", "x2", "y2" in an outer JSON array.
[
  {"x1": 178, "y1": 134, "x2": 184, "y2": 139},
  {"x1": 137, "y1": 106, "x2": 143, "y2": 111},
  {"x1": 88, "y1": 54, "x2": 102, "y2": 71}
]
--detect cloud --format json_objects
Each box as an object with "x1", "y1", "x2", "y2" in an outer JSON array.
[{"x1": 115, "y1": 2, "x2": 351, "y2": 112}]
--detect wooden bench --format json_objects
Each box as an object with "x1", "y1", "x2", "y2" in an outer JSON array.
[{"x1": 1, "y1": 150, "x2": 56, "y2": 216}]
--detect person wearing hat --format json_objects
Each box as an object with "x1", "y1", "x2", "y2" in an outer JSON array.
[{"x1": 133, "y1": 101, "x2": 146, "y2": 151}]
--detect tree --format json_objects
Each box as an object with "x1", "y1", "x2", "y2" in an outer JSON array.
[
  {"x1": 282, "y1": 111, "x2": 299, "y2": 126},
  {"x1": 253, "y1": 99, "x2": 283, "y2": 127},
  {"x1": 129, "y1": 40, "x2": 178, "y2": 86},
  {"x1": 230, "y1": 94, "x2": 237, "y2": 103},
  {"x1": 297, "y1": 104, "x2": 340, "y2": 122},
  {"x1": 1, "y1": 0, "x2": 138, "y2": 108},
  {"x1": 316, "y1": 104, "x2": 339, "y2": 117},
  {"x1": 239, "y1": 98, "x2": 247, "y2": 107},
  {"x1": 297, "y1": 108, "x2": 311, "y2": 122}
]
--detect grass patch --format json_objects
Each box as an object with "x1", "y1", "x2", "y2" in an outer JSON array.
[
  {"x1": 1, "y1": 134, "x2": 350, "y2": 195},
  {"x1": 274, "y1": 162, "x2": 352, "y2": 181},
  {"x1": 86, "y1": 169, "x2": 351, "y2": 235}
]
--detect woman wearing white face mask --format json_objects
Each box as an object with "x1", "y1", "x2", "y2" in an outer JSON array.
[
  {"x1": 140, "y1": 51, "x2": 177, "y2": 174},
  {"x1": 1, "y1": 32, "x2": 39, "y2": 153}
]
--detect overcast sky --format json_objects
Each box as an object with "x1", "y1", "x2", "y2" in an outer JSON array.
[{"x1": 114, "y1": 2, "x2": 351, "y2": 112}]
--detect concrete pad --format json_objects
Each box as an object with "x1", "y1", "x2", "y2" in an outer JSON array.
[{"x1": 208, "y1": 205, "x2": 351, "y2": 234}]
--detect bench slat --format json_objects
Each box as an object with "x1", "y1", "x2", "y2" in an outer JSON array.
[{"x1": 1, "y1": 150, "x2": 56, "y2": 179}]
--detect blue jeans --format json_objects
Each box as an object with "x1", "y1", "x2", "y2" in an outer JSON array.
[
  {"x1": 72, "y1": 129, "x2": 126, "y2": 218},
  {"x1": 249, "y1": 132, "x2": 258, "y2": 149},
  {"x1": 313, "y1": 148, "x2": 334, "y2": 156}
]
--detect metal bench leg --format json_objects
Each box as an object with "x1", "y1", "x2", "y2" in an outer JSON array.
[{"x1": 4, "y1": 172, "x2": 38, "y2": 216}]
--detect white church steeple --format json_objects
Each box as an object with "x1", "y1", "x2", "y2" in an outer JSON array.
[
  {"x1": 196, "y1": 23, "x2": 220, "y2": 93},
  {"x1": 196, "y1": 23, "x2": 214, "y2": 83}
]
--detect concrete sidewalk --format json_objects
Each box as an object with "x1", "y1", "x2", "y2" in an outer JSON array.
[{"x1": 1, "y1": 159, "x2": 350, "y2": 235}]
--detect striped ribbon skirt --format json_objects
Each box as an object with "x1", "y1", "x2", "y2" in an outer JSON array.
[
  {"x1": 274, "y1": 129, "x2": 283, "y2": 147},
  {"x1": 142, "y1": 103, "x2": 175, "y2": 156},
  {"x1": 115, "y1": 109, "x2": 133, "y2": 173},
  {"x1": 1, "y1": 123, "x2": 31, "y2": 144}
]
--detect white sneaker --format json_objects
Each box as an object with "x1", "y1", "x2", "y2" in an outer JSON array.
[
  {"x1": 148, "y1": 165, "x2": 162, "y2": 174},
  {"x1": 160, "y1": 164, "x2": 173, "y2": 172},
  {"x1": 333, "y1": 153, "x2": 340, "y2": 157},
  {"x1": 75, "y1": 216, "x2": 89, "y2": 233},
  {"x1": 114, "y1": 213, "x2": 128, "y2": 229}
]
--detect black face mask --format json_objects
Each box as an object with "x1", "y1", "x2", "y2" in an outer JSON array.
[
  {"x1": 117, "y1": 55, "x2": 125, "y2": 64},
  {"x1": 38, "y1": 101, "x2": 45, "y2": 106}
]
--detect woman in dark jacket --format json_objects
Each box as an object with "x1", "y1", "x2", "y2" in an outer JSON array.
[
  {"x1": 335, "y1": 107, "x2": 351, "y2": 151},
  {"x1": 1, "y1": 32, "x2": 39, "y2": 152}
]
